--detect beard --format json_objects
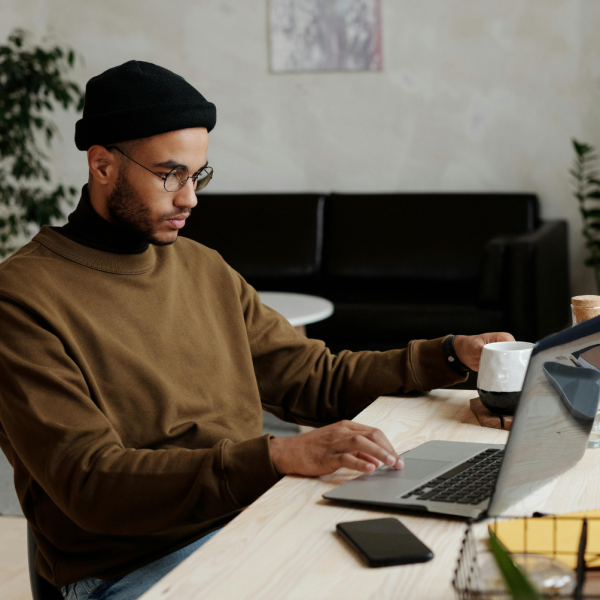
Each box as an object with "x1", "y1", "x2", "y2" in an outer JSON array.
[{"x1": 105, "y1": 169, "x2": 176, "y2": 247}]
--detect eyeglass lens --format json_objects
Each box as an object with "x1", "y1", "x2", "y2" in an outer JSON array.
[{"x1": 164, "y1": 167, "x2": 213, "y2": 192}]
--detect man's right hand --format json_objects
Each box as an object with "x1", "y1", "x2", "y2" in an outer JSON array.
[{"x1": 269, "y1": 420, "x2": 404, "y2": 477}]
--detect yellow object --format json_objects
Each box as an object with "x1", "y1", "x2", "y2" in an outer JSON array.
[{"x1": 489, "y1": 511, "x2": 600, "y2": 569}]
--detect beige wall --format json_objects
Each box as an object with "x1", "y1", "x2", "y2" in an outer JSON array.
[{"x1": 2, "y1": 0, "x2": 600, "y2": 294}]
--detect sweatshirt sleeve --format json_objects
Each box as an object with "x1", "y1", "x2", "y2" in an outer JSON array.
[
  {"x1": 233, "y1": 272, "x2": 469, "y2": 426},
  {"x1": 0, "y1": 295, "x2": 279, "y2": 537}
]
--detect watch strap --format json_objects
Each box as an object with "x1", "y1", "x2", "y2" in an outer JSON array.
[{"x1": 442, "y1": 335, "x2": 470, "y2": 374}]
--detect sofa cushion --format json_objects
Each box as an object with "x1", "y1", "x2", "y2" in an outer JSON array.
[
  {"x1": 319, "y1": 276, "x2": 480, "y2": 305},
  {"x1": 324, "y1": 193, "x2": 538, "y2": 282},
  {"x1": 181, "y1": 194, "x2": 325, "y2": 280}
]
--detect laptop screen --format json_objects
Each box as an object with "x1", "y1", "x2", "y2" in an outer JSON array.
[{"x1": 488, "y1": 317, "x2": 600, "y2": 516}]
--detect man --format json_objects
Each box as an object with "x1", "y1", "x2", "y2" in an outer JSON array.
[{"x1": 0, "y1": 61, "x2": 513, "y2": 599}]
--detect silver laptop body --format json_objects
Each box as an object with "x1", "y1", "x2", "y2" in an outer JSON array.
[{"x1": 324, "y1": 319, "x2": 600, "y2": 519}]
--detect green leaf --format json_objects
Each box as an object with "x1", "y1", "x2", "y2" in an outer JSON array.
[
  {"x1": 488, "y1": 531, "x2": 542, "y2": 599},
  {"x1": 573, "y1": 139, "x2": 587, "y2": 156},
  {"x1": 573, "y1": 139, "x2": 595, "y2": 157},
  {"x1": 0, "y1": 27, "x2": 84, "y2": 255}
]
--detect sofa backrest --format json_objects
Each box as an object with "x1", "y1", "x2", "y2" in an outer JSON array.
[
  {"x1": 324, "y1": 193, "x2": 538, "y2": 282},
  {"x1": 182, "y1": 192, "x2": 539, "y2": 300},
  {"x1": 180, "y1": 193, "x2": 325, "y2": 287}
]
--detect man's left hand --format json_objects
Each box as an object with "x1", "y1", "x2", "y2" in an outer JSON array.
[{"x1": 453, "y1": 332, "x2": 516, "y2": 371}]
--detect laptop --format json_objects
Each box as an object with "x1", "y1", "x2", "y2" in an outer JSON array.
[{"x1": 323, "y1": 318, "x2": 600, "y2": 519}]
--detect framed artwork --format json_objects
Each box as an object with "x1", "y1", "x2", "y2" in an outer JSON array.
[{"x1": 269, "y1": 0, "x2": 383, "y2": 73}]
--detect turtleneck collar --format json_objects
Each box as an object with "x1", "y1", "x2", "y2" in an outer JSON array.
[{"x1": 52, "y1": 184, "x2": 149, "y2": 254}]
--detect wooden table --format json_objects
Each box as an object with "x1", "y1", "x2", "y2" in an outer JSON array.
[
  {"x1": 0, "y1": 516, "x2": 31, "y2": 600},
  {"x1": 140, "y1": 389, "x2": 600, "y2": 600}
]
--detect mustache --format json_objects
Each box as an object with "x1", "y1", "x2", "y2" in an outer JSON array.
[{"x1": 165, "y1": 211, "x2": 191, "y2": 220}]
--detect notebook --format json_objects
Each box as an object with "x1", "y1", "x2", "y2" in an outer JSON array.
[{"x1": 490, "y1": 510, "x2": 600, "y2": 569}]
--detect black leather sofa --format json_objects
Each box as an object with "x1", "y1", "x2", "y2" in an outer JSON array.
[{"x1": 181, "y1": 192, "x2": 570, "y2": 358}]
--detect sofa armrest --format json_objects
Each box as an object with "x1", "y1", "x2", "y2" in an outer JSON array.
[
  {"x1": 479, "y1": 221, "x2": 570, "y2": 341},
  {"x1": 508, "y1": 221, "x2": 570, "y2": 341},
  {"x1": 479, "y1": 235, "x2": 513, "y2": 309}
]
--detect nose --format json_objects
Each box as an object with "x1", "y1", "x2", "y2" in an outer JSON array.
[{"x1": 174, "y1": 178, "x2": 199, "y2": 210}]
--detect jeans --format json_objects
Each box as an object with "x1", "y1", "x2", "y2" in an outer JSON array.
[{"x1": 60, "y1": 529, "x2": 220, "y2": 600}]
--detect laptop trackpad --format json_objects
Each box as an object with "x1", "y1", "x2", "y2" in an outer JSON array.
[{"x1": 393, "y1": 458, "x2": 452, "y2": 479}]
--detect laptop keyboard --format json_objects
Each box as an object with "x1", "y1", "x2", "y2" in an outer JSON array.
[{"x1": 400, "y1": 448, "x2": 504, "y2": 506}]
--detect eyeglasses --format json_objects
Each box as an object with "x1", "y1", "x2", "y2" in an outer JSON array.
[{"x1": 106, "y1": 146, "x2": 214, "y2": 192}]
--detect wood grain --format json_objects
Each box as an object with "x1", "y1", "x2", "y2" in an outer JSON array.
[
  {"x1": 0, "y1": 516, "x2": 32, "y2": 600},
  {"x1": 139, "y1": 389, "x2": 600, "y2": 600},
  {"x1": 470, "y1": 396, "x2": 513, "y2": 430}
]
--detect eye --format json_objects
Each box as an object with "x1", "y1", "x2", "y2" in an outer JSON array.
[{"x1": 164, "y1": 168, "x2": 188, "y2": 191}]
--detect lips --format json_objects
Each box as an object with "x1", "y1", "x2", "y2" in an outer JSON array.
[{"x1": 166, "y1": 216, "x2": 188, "y2": 230}]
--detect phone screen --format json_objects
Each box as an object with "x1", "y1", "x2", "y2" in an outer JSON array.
[{"x1": 336, "y1": 518, "x2": 434, "y2": 567}]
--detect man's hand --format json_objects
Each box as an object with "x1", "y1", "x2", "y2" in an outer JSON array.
[
  {"x1": 269, "y1": 420, "x2": 404, "y2": 477},
  {"x1": 453, "y1": 332, "x2": 516, "y2": 371}
]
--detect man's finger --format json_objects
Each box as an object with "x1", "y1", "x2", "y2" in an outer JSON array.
[
  {"x1": 349, "y1": 450, "x2": 380, "y2": 466},
  {"x1": 351, "y1": 450, "x2": 404, "y2": 471},
  {"x1": 498, "y1": 332, "x2": 516, "y2": 342},
  {"x1": 334, "y1": 435, "x2": 398, "y2": 468},
  {"x1": 341, "y1": 420, "x2": 374, "y2": 433},
  {"x1": 341, "y1": 423, "x2": 399, "y2": 457},
  {"x1": 334, "y1": 452, "x2": 377, "y2": 473},
  {"x1": 363, "y1": 428, "x2": 399, "y2": 460}
]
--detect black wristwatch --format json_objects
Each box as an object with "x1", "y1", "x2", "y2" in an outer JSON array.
[{"x1": 442, "y1": 335, "x2": 470, "y2": 374}]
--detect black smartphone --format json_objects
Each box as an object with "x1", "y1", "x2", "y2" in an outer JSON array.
[{"x1": 336, "y1": 518, "x2": 434, "y2": 568}]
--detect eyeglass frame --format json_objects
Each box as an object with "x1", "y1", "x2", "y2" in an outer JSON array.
[{"x1": 105, "y1": 145, "x2": 213, "y2": 192}]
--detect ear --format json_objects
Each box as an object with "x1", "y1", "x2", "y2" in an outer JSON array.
[{"x1": 87, "y1": 146, "x2": 119, "y2": 186}]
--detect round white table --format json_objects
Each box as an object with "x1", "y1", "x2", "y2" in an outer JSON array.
[{"x1": 257, "y1": 292, "x2": 334, "y2": 331}]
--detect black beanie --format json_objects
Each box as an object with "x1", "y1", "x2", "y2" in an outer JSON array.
[{"x1": 75, "y1": 60, "x2": 216, "y2": 150}]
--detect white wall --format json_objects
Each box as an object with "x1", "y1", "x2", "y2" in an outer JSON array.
[{"x1": 2, "y1": 0, "x2": 599, "y2": 293}]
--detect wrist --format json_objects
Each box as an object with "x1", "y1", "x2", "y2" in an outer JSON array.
[
  {"x1": 443, "y1": 335, "x2": 470, "y2": 374},
  {"x1": 269, "y1": 436, "x2": 287, "y2": 476}
]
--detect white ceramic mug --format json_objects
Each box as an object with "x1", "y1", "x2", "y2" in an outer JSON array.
[{"x1": 477, "y1": 341, "x2": 534, "y2": 415}]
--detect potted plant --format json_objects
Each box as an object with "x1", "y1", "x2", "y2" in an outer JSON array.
[
  {"x1": 571, "y1": 139, "x2": 600, "y2": 293},
  {"x1": 0, "y1": 28, "x2": 84, "y2": 257}
]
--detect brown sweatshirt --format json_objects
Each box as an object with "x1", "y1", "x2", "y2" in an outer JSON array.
[{"x1": 0, "y1": 226, "x2": 466, "y2": 589}]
